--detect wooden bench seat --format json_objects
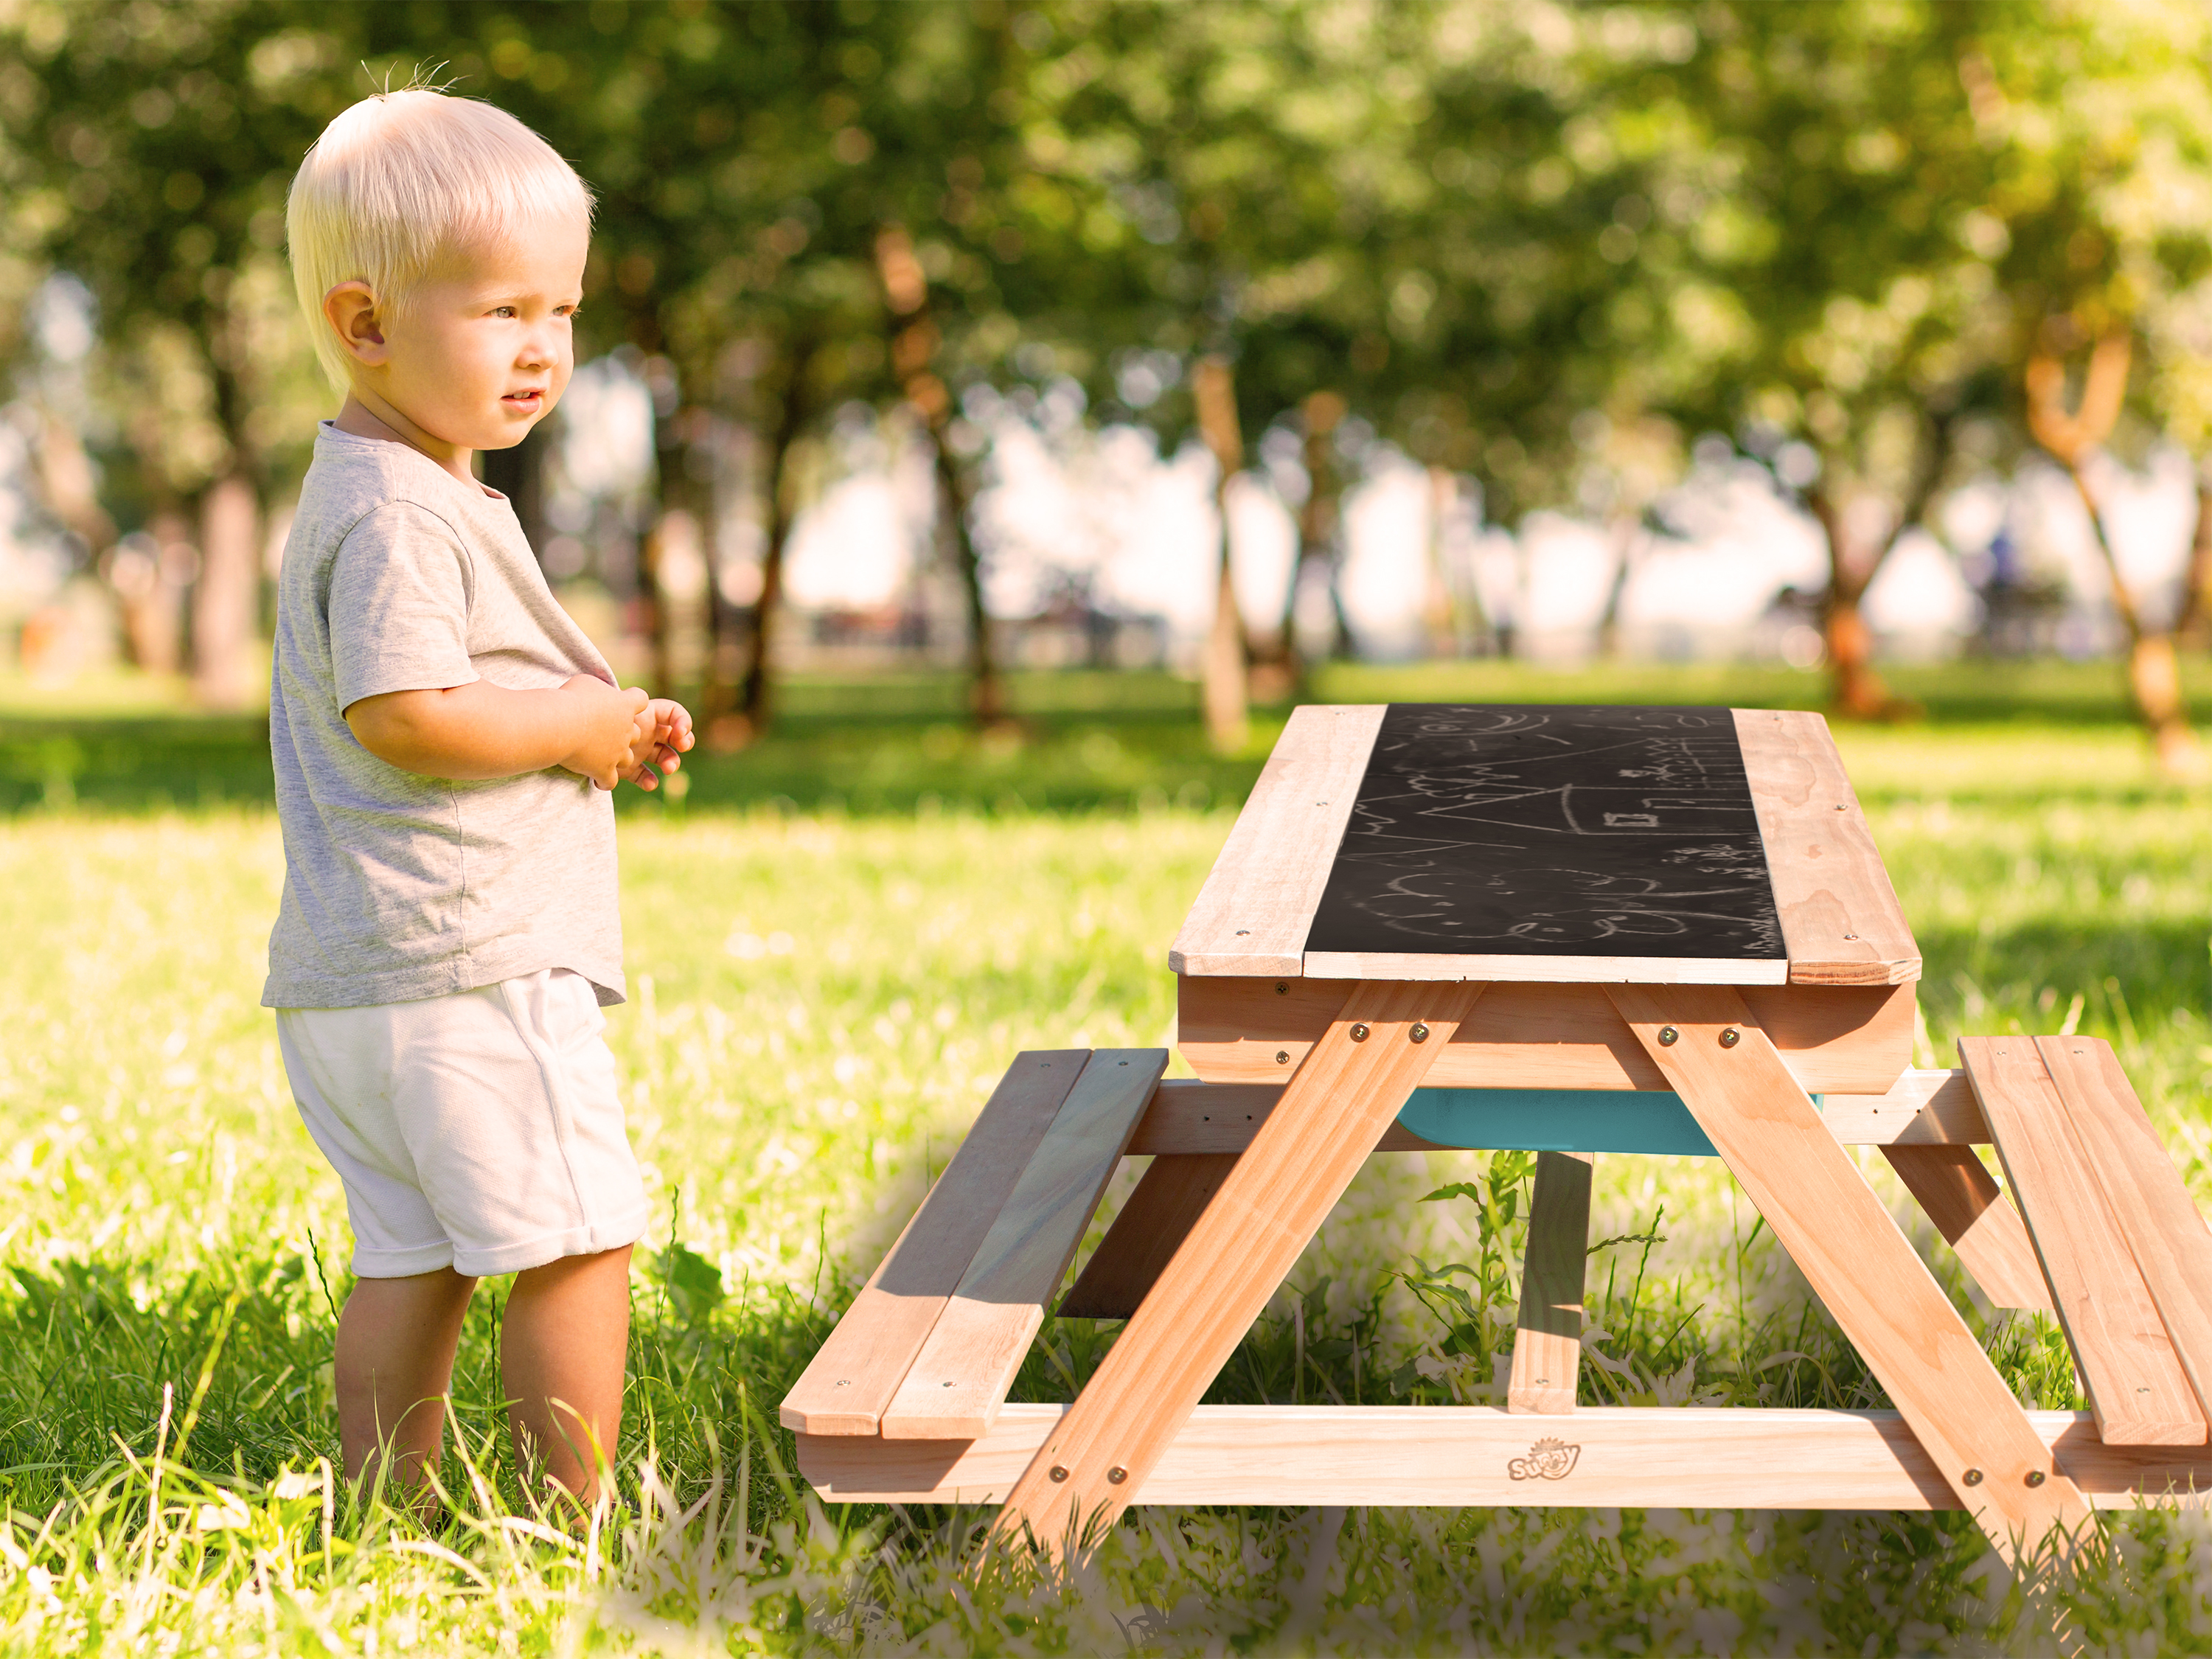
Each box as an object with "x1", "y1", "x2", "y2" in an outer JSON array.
[
  {"x1": 779, "y1": 1048, "x2": 1165, "y2": 1439},
  {"x1": 1961, "y1": 1036, "x2": 2212, "y2": 1447}
]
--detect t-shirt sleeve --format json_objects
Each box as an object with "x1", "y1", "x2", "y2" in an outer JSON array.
[{"x1": 327, "y1": 501, "x2": 480, "y2": 713}]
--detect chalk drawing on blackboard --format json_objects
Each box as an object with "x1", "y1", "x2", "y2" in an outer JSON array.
[{"x1": 1302, "y1": 704, "x2": 1785, "y2": 961}]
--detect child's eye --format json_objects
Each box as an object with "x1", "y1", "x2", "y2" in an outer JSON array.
[{"x1": 492, "y1": 305, "x2": 518, "y2": 318}]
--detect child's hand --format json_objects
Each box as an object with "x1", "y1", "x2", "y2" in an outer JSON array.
[
  {"x1": 556, "y1": 675, "x2": 653, "y2": 790},
  {"x1": 622, "y1": 698, "x2": 696, "y2": 791}
]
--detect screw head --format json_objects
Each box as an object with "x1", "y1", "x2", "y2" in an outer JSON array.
[
  {"x1": 1658, "y1": 1026, "x2": 1680, "y2": 1046},
  {"x1": 1049, "y1": 1464, "x2": 1069, "y2": 1483},
  {"x1": 1961, "y1": 1467, "x2": 1983, "y2": 1486},
  {"x1": 1276, "y1": 1050, "x2": 1290, "y2": 1064},
  {"x1": 1107, "y1": 1466, "x2": 1127, "y2": 1485},
  {"x1": 1349, "y1": 1023, "x2": 1370, "y2": 1042},
  {"x1": 2025, "y1": 1470, "x2": 2048, "y2": 1487},
  {"x1": 1276, "y1": 983, "x2": 1287, "y2": 995},
  {"x1": 1719, "y1": 1027, "x2": 1741, "y2": 1048},
  {"x1": 1409, "y1": 1023, "x2": 1430, "y2": 1043}
]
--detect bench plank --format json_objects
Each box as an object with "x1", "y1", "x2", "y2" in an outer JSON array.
[
  {"x1": 1959, "y1": 1037, "x2": 2205, "y2": 1447},
  {"x1": 1881, "y1": 1145, "x2": 2054, "y2": 1312},
  {"x1": 777, "y1": 1050, "x2": 1088, "y2": 1435},
  {"x1": 880, "y1": 1048, "x2": 1169, "y2": 1440},
  {"x1": 1168, "y1": 704, "x2": 1385, "y2": 977},
  {"x1": 1732, "y1": 709, "x2": 1921, "y2": 987},
  {"x1": 1057, "y1": 1153, "x2": 1241, "y2": 1320},
  {"x1": 2037, "y1": 1036, "x2": 2212, "y2": 1422},
  {"x1": 1508, "y1": 1151, "x2": 1593, "y2": 1414}
]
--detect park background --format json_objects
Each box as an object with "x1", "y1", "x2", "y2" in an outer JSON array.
[{"x1": 4, "y1": 1, "x2": 2212, "y2": 1653}]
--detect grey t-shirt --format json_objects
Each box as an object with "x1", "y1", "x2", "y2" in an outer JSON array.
[{"x1": 263, "y1": 422, "x2": 625, "y2": 1010}]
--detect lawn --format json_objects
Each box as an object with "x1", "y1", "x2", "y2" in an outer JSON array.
[{"x1": 3, "y1": 660, "x2": 2212, "y2": 1654}]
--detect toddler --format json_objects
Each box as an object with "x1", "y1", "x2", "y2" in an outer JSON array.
[{"x1": 266, "y1": 87, "x2": 691, "y2": 1507}]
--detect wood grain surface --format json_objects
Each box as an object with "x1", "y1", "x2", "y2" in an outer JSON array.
[
  {"x1": 2036, "y1": 1036, "x2": 2212, "y2": 1424},
  {"x1": 1613, "y1": 987, "x2": 2087, "y2": 1559},
  {"x1": 1731, "y1": 708, "x2": 1921, "y2": 986},
  {"x1": 799, "y1": 1403, "x2": 2212, "y2": 1512},
  {"x1": 1961, "y1": 1037, "x2": 2205, "y2": 1447},
  {"x1": 992, "y1": 980, "x2": 1486, "y2": 1555},
  {"x1": 1057, "y1": 1153, "x2": 1242, "y2": 1320},
  {"x1": 1169, "y1": 703, "x2": 1385, "y2": 977},
  {"x1": 1508, "y1": 1151, "x2": 1593, "y2": 1414},
  {"x1": 880, "y1": 1049, "x2": 1167, "y2": 1440},
  {"x1": 1177, "y1": 975, "x2": 1915, "y2": 1094},
  {"x1": 778, "y1": 1050, "x2": 1088, "y2": 1435},
  {"x1": 1881, "y1": 1145, "x2": 2054, "y2": 1312}
]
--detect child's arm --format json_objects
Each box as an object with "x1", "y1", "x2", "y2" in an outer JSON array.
[{"x1": 347, "y1": 675, "x2": 656, "y2": 790}]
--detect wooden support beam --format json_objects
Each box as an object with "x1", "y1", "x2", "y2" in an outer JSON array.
[
  {"x1": 1508, "y1": 1151, "x2": 1592, "y2": 1414},
  {"x1": 1882, "y1": 1145, "x2": 2053, "y2": 1312},
  {"x1": 798, "y1": 1402, "x2": 2212, "y2": 1512},
  {"x1": 992, "y1": 981, "x2": 1485, "y2": 1557},
  {"x1": 779, "y1": 1051, "x2": 1086, "y2": 1435},
  {"x1": 881, "y1": 1050, "x2": 1167, "y2": 1440},
  {"x1": 1611, "y1": 987, "x2": 2088, "y2": 1563},
  {"x1": 1057, "y1": 1153, "x2": 1241, "y2": 1321}
]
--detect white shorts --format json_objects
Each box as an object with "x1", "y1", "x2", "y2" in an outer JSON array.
[{"x1": 276, "y1": 967, "x2": 650, "y2": 1279}]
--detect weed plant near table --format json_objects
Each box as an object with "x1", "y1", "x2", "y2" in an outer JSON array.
[{"x1": 4, "y1": 687, "x2": 2212, "y2": 1652}]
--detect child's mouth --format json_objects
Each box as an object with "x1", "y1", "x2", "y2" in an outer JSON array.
[{"x1": 504, "y1": 390, "x2": 545, "y2": 412}]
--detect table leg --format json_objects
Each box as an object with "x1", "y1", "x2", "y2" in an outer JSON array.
[
  {"x1": 1509, "y1": 1151, "x2": 1592, "y2": 1415},
  {"x1": 1607, "y1": 985, "x2": 2089, "y2": 1565},
  {"x1": 992, "y1": 979, "x2": 1486, "y2": 1555}
]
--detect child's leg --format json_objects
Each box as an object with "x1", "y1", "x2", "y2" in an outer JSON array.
[
  {"x1": 335, "y1": 1267, "x2": 479, "y2": 1492},
  {"x1": 500, "y1": 1243, "x2": 632, "y2": 1504}
]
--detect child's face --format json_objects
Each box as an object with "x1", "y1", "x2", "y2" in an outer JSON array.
[{"x1": 369, "y1": 212, "x2": 588, "y2": 453}]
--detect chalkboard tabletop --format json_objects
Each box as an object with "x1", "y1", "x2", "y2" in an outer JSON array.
[{"x1": 1171, "y1": 704, "x2": 1919, "y2": 987}]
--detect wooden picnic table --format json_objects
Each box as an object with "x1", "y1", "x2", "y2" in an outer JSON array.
[{"x1": 782, "y1": 704, "x2": 2212, "y2": 1570}]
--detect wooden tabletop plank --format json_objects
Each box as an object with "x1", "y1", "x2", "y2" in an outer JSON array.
[
  {"x1": 777, "y1": 1050, "x2": 1087, "y2": 1435},
  {"x1": 1301, "y1": 949, "x2": 1789, "y2": 985},
  {"x1": 1615, "y1": 988, "x2": 2087, "y2": 1557},
  {"x1": 1169, "y1": 703, "x2": 1385, "y2": 977},
  {"x1": 1959, "y1": 1036, "x2": 2205, "y2": 1447},
  {"x1": 2036, "y1": 1036, "x2": 2212, "y2": 1424},
  {"x1": 1732, "y1": 708, "x2": 1920, "y2": 986},
  {"x1": 880, "y1": 1048, "x2": 1168, "y2": 1440}
]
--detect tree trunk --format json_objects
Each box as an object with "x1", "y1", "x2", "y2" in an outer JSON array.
[
  {"x1": 2028, "y1": 330, "x2": 2205, "y2": 776},
  {"x1": 1804, "y1": 485, "x2": 1900, "y2": 720},
  {"x1": 1594, "y1": 514, "x2": 1644, "y2": 659},
  {"x1": 1263, "y1": 389, "x2": 1346, "y2": 699},
  {"x1": 191, "y1": 470, "x2": 260, "y2": 710},
  {"x1": 724, "y1": 338, "x2": 815, "y2": 747},
  {"x1": 876, "y1": 225, "x2": 1005, "y2": 730},
  {"x1": 1192, "y1": 355, "x2": 1248, "y2": 752}
]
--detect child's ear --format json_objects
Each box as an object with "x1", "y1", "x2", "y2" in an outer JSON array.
[{"x1": 324, "y1": 282, "x2": 389, "y2": 368}]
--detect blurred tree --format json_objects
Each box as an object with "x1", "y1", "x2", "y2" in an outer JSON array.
[
  {"x1": 0, "y1": 0, "x2": 346, "y2": 705},
  {"x1": 1648, "y1": 0, "x2": 2029, "y2": 718},
  {"x1": 1980, "y1": 0, "x2": 2212, "y2": 776}
]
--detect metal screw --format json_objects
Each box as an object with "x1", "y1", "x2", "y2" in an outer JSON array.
[
  {"x1": 1410, "y1": 1023, "x2": 1430, "y2": 1043},
  {"x1": 1049, "y1": 1464, "x2": 1069, "y2": 1483},
  {"x1": 1719, "y1": 1027, "x2": 1741, "y2": 1048},
  {"x1": 1276, "y1": 1050, "x2": 1290, "y2": 1064},
  {"x1": 1107, "y1": 1466, "x2": 1127, "y2": 1485},
  {"x1": 1962, "y1": 1467, "x2": 1983, "y2": 1486},
  {"x1": 1349, "y1": 1023, "x2": 1370, "y2": 1042},
  {"x1": 835, "y1": 1380, "x2": 850, "y2": 1387},
  {"x1": 1833, "y1": 804, "x2": 1846, "y2": 811},
  {"x1": 1843, "y1": 932, "x2": 1858, "y2": 940},
  {"x1": 1276, "y1": 983, "x2": 1287, "y2": 995},
  {"x1": 1234, "y1": 929, "x2": 1250, "y2": 936},
  {"x1": 1658, "y1": 1026, "x2": 1680, "y2": 1046},
  {"x1": 942, "y1": 1380, "x2": 954, "y2": 1388},
  {"x1": 2025, "y1": 1470, "x2": 2048, "y2": 1487}
]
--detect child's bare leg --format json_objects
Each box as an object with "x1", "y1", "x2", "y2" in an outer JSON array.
[
  {"x1": 501, "y1": 1245, "x2": 632, "y2": 1505},
  {"x1": 335, "y1": 1267, "x2": 479, "y2": 1495}
]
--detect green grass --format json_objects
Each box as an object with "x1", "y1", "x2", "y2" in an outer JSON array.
[{"x1": 4, "y1": 661, "x2": 2212, "y2": 1652}]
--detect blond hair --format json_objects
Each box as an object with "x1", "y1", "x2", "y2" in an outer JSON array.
[{"x1": 287, "y1": 88, "x2": 594, "y2": 393}]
